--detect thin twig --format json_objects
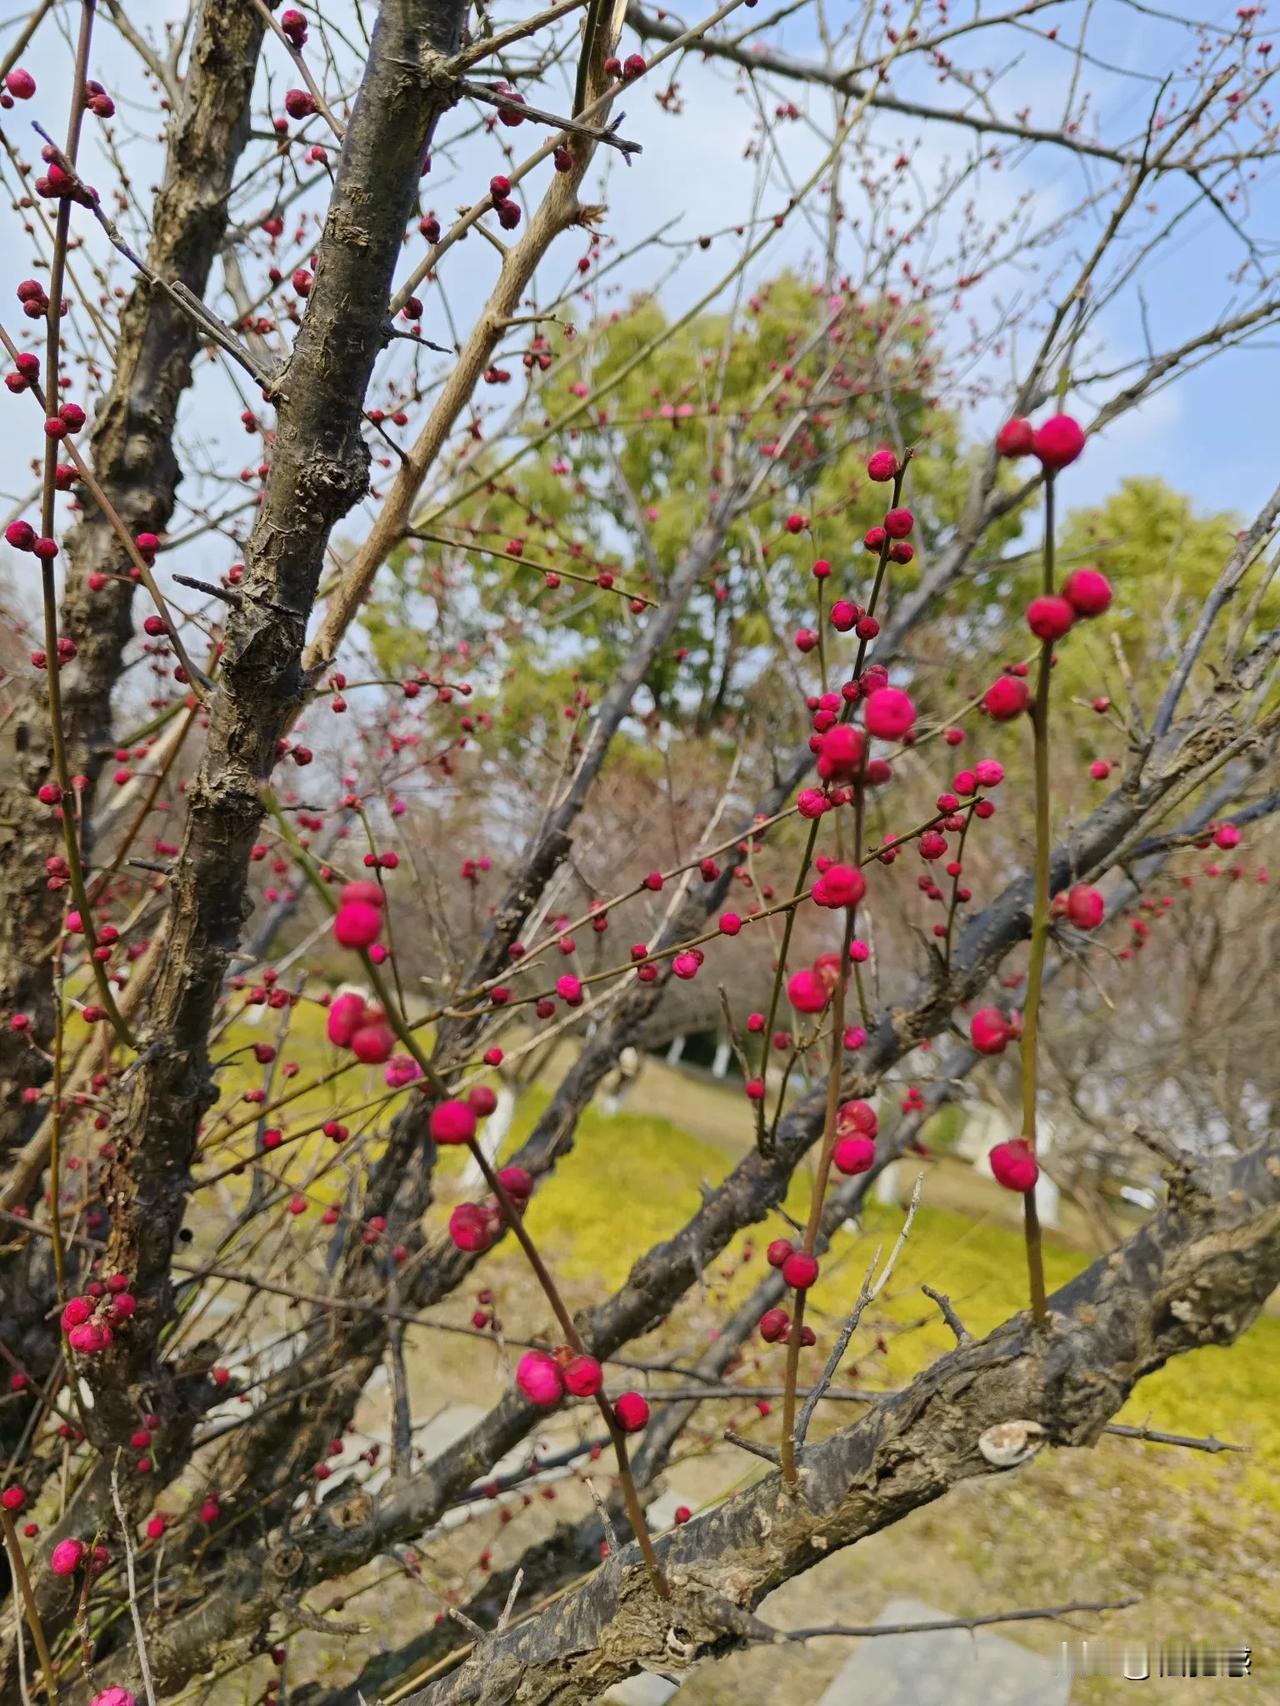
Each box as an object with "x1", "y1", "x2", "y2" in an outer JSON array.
[
  {"x1": 921, "y1": 1283, "x2": 971, "y2": 1344},
  {"x1": 796, "y1": 1174, "x2": 924, "y2": 1448},
  {"x1": 584, "y1": 1478, "x2": 620, "y2": 1554},
  {"x1": 723, "y1": 1430, "x2": 780, "y2": 1464},
  {"x1": 280, "y1": 1596, "x2": 368, "y2": 1636},
  {"x1": 1102, "y1": 1422, "x2": 1244, "y2": 1454},
  {"x1": 457, "y1": 78, "x2": 641, "y2": 153},
  {"x1": 496, "y1": 1568, "x2": 525, "y2": 1634},
  {"x1": 31, "y1": 126, "x2": 276, "y2": 390},
  {"x1": 766, "y1": 1595, "x2": 1139, "y2": 1644},
  {"x1": 173, "y1": 573, "x2": 243, "y2": 605},
  {"x1": 449, "y1": 0, "x2": 589, "y2": 69},
  {"x1": 1, "y1": 1507, "x2": 60, "y2": 1704},
  {"x1": 245, "y1": 0, "x2": 347, "y2": 140},
  {"x1": 110, "y1": 1465, "x2": 158, "y2": 1706},
  {"x1": 408, "y1": 528, "x2": 658, "y2": 608}
]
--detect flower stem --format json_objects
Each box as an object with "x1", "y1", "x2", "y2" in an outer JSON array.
[
  {"x1": 780, "y1": 907, "x2": 855, "y2": 1485},
  {"x1": 1020, "y1": 474, "x2": 1056, "y2": 1326},
  {"x1": 779, "y1": 457, "x2": 915, "y2": 1473},
  {"x1": 467, "y1": 1140, "x2": 670, "y2": 1597},
  {"x1": 757, "y1": 818, "x2": 821, "y2": 1149},
  {"x1": 1, "y1": 1507, "x2": 60, "y2": 1703},
  {"x1": 34, "y1": 0, "x2": 133, "y2": 1048},
  {"x1": 778, "y1": 1289, "x2": 808, "y2": 1485}
]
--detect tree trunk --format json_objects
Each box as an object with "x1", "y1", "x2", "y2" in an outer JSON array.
[{"x1": 0, "y1": 0, "x2": 266, "y2": 1152}]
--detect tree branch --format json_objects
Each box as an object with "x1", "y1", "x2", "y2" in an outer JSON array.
[
  {"x1": 88, "y1": 0, "x2": 471, "y2": 1445},
  {"x1": 0, "y1": 0, "x2": 266, "y2": 1155},
  {"x1": 404, "y1": 1129, "x2": 1280, "y2": 1704}
]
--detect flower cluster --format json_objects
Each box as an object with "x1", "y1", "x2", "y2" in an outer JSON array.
[
  {"x1": 60, "y1": 1274, "x2": 137, "y2": 1354},
  {"x1": 515, "y1": 1349, "x2": 650, "y2": 1433}
]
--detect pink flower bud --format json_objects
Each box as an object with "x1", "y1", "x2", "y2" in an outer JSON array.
[
  {"x1": 563, "y1": 1354, "x2": 603, "y2": 1396},
  {"x1": 516, "y1": 1351, "x2": 563, "y2": 1408},
  {"x1": 1032, "y1": 413, "x2": 1085, "y2": 470},
  {"x1": 50, "y1": 1538, "x2": 86, "y2": 1575},
  {"x1": 982, "y1": 676, "x2": 1030, "y2": 721},
  {"x1": 333, "y1": 902, "x2": 382, "y2": 950},
  {"x1": 1061, "y1": 567, "x2": 1112, "y2": 617},
  {"x1": 816, "y1": 723, "x2": 864, "y2": 782},
  {"x1": 989, "y1": 1138, "x2": 1038, "y2": 1192},
  {"x1": 863, "y1": 687, "x2": 915, "y2": 740},
  {"x1": 969, "y1": 1007, "x2": 1010, "y2": 1055},
  {"x1": 613, "y1": 1390, "x2": 650, "y2": 1431},
  {"x1": 786, "y1": 969, "x2": 828, "y2": 1013},
  {"x1": 1026, "y1": 594, "x2": 1075, "y2": 640},
  {"x1": 430, "y1": 1099, "x2": 477, "y2": 1145},
  {"x1": 782, "y1": 1251, "x2": 819, "y2": 1289},
  {"x1": 326, "y1": 992, "x2": 366, "y2": 1047},
  {"x1": 340, "y1": 880, "x2": 385, "y2": 909},
  {"x1": 498, "y1": 1165, "x2": 534, "y2": 1202},
  {"x1": 759, "y1": 1306, "x2": 790, "y2": 1342},
  {"x1": 996, "y1": 417, "x2": 1034, "y2": 458},
  {"x1": 812, "y1": 863, "x2": 866, "y2": 909},
  {"x1": 1065, "y1": 885, "x2": 1105, "y2": 930},
  {"x1": 448, "y1": 1203, "x2": 494, "y2": 1252},
  {"x1": 832, "y1": 1135, "x2": 876, "y2": 1175},
  {"x1": 838, "y1": 1099, "x2": 878, "y2": 1136},
  {"x1": 350, "y1": 1022, "x2": 394, "y2": 1064}
]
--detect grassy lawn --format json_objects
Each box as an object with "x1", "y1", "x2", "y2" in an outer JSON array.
[
  {"x1": 508, "y1": 1076, "x2": 1280, "y2": 1702},
  {"x1": 209, "y1": 1013, "x2": 1280, "y2": 1511},
  {"x1": 510, "y1": 1076, "x2": 1279, "y2": 1500},
  {"x1": 196, "y1": 1022, "x2": 1279, "y2": 1702}
]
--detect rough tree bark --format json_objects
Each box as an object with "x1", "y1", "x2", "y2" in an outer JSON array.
[
  {"x1": 89, "y1": 0, "x2": 470, "y2": 1440},
  {"x1": 403, "y1": 1130, "x2": 1280, "y2": 1705},
  {"x1": 0, "y1": 0, "x2": 265, "y2": 1150},
  {"x1": 89, "y1": 630, "x2": 1272, "y2": 1701}
]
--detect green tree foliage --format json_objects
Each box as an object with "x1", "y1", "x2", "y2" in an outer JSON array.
[
  {"x1": 1063, "y1": 476, "x2": 1240, "y2": 655},
  {"x1": 1052, "y1": 477, "x2": 1251, "y2": 715},
  {"x1": 358, "y1": 275, "x2": 1017, "y2": 749},
  {"x1": 357, "y1": 306, "x2": 1258, "y2": 798}
]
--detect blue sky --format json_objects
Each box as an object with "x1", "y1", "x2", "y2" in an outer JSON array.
[
  {"x1": 618, "y1": 0, "x2": 1280, "y2": 521},
  {"x1": 1, "y1": 0, "x2": 1277, "y2": 577}
]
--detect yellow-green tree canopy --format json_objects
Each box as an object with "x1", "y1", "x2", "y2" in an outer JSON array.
[{"x1": 358, "y1": 274, "x2": 1018, "y2": 744}]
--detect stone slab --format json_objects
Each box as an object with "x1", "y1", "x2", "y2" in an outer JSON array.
[{"x1": 814, "y1": 1595, "x2": 1068, "y2": 1705}]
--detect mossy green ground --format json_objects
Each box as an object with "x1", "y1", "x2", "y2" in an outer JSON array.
[
  {"x1": 198, "y1": 1021, "x2": 1279, "y2": 1702},
  {"x1": 505, "y1": 1086, "x2": 1279, "y2": 1703},
  {"x1": 510, "y1": 1086, "x2": 1278, "y2": 1509},
  {"x1": 210, "y1": 1012, "x2": 1280, "y2": 1517}
]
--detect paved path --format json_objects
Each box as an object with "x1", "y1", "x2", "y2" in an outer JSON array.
[{"x1": 815, "y1": 1595, "x2": 1068, "y2": 1704}]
